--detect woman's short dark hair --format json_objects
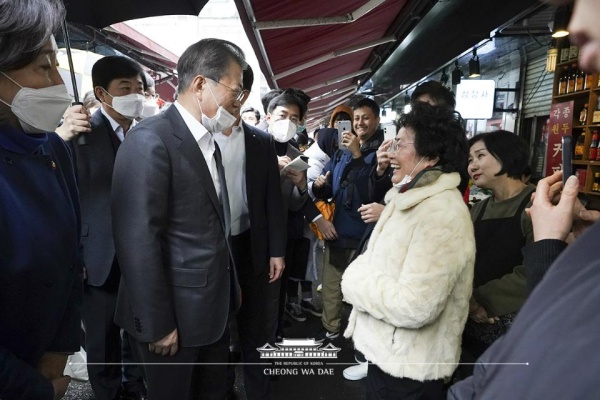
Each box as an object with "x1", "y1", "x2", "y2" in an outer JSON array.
[
  {"x1": 468, "y1": 130, "x2": 529, "y2": 180},
  {"x1": 0, "y1": 0, "x2": 65, "y2": 71},
  {"x1": 91, "y1": 56, "x2": 145, "y2": 100},
  {"x1": 399, "y1": 102, "x2": 468, "y2": 174},
  {"x1": 177, "y1": 38, "x2": 247, "y2": 94}
]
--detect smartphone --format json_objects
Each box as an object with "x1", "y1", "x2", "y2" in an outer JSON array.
[
  {"x1": 384, "y1": 125, "x2": 397, "y2": 141},
  {"x1": 562, "y1": 135, "x2": 573, "y2": 187},
  {"x1": 337, "y1": 120, "x2": 351, "y2": 149}
]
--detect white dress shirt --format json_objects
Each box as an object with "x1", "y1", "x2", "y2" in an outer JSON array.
[
  {"x1": 100, "y1": 107, "x2": 137, "y2": 142},
  {"x1": 214, "y1": 121, "x2": 250, "y2": 235},
  {"x1": 173, "y1": 101, "x2": 221, "y2": 199}
]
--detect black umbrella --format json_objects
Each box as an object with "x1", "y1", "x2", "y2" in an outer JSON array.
[
  {"x1": 63, "y1": 0, "x2": 209, "y2": 29},
  {"x1": 60, "y1": 0, "x2": 209, "y2": 144}
]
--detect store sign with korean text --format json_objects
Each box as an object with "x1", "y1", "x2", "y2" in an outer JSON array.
[
  {"x1": 455, "y1": 80, "x2": 495, "y2": 119},
  {"x1": 546, "y1": 101, "x2": 574, "y2": 176}
]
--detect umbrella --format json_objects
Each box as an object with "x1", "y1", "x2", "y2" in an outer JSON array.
[
  {"x1": 60, "y1": 0, "x2": 209, "y2": 143},
  {"x1": 63, "y1": 0, "x2": 209, "y2": 29}
]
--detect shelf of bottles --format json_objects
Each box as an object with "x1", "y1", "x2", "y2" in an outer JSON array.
[{"x1": 553, "y1": 37, "x2": 600, "y2": 196}]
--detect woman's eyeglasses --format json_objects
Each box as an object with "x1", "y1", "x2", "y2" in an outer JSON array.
[{"x1": 388, "y1": 138, "x2": 414, "y2": 153}]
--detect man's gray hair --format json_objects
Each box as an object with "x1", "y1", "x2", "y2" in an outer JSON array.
[
  {"x1": 0, "y1": 0, "x2": 65, "y2": 71},
  {"x1": 177, "y1": 38, "x2": 247, "y2": 94}
]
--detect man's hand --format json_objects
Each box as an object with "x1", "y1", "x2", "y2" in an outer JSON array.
[
  {"x1": 314, "y1": 217, "x2": 337, "y2": 240},
  {"x1": 285, "y1": 169, "x2": 307, "y2": 190},
  {"x1": 526, "y1": 171, "x2": 578, "y2": 242},
  {"x1": 269, "y1": 257, "x2": 285, "y2": 283},
  {"x1": 51, "y1": 376, "x2": 71, "y2": 400},
  {"x1": 55, "y1": 104, "x2": 91, "y2": 141},
  {"x1": 358, "y1": 203, "x2": 385, "y2": 224},
  {"x1": 343, "y1": 132, "x2": 361, "y2": 158},
  {"x1": 277, "y1": 156, "x2": 291, "y2": 171},
  {"x1": 314, "y1": 171, "x2": 331, "y2": 189},
  {"x1": 376, "y1": 139, "x2": 393, "y2": 176},
  {"x1": 148, "y1": 329, "x2": 178, "y2": 356},
  {"x1": 37, "y1": 352, "x2": 71, "y2": 399},
  {"x1": 37, "y1": 352, "x2": 68, "y2": 380}
]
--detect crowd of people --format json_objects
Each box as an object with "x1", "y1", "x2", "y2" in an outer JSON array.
[{"x1": 3, "y1": 0, "x2": 600, "y2": 399}]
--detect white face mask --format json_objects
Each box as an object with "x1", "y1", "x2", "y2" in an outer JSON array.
[
  {"x1": 393, "y1": 156, "x2": 426, "y2": 189},
  {"x1": 101, "y1": 88, "x2": 145, "y2": 120},
  {"x1": 0, "y1": 72, "x2": 72, "y2": 134},
  {"x1": 141, "y1": 100, "x2": 159, "y2": 119},
  {"x1": 271, "y1": 119, "x2": 297, "y2": 143},
  {"x1": 199, "y1": 82, "x2": 237, "y2": 132}
]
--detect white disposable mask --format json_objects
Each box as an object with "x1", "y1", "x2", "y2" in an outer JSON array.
[
  {"x1": 393, "y1": 157, "x2": 425, "y2": 189},
  {"x1": 101, "y1": 88, "x2": 145, "y2": 120},
  {"x1": 199, "y1": 83, "x2": 237, "y2": 132},
  {"x1": 0, "y1": 72, "x2": 72, "y2": 134},
  {"x1": 141, "y1": 100, "x2": 159, "y2": 118},
  {"x1": 271, "y1": 119, "x2": 297, "y2": 143}
]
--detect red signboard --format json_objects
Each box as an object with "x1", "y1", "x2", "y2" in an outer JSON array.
[{"x1": 546, "y1": 101, "x2": 574, "y2": 177}]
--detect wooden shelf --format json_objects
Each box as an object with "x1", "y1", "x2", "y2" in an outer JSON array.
[
  {"x1": 572, "y1": 124, "x2": 600, "y2": 129},
  {"x1": 557, "y1": 60, "x2": 580, "y2": 68},
  {"x1": 573, "y1": 160, "x2": 600, "y2": 165},
  {"x1": 553, "y1": 89, "x2": 591, "y2": 100},
  {"x1": 582, "y1": 190, "x2": 600, "y2": 196}
]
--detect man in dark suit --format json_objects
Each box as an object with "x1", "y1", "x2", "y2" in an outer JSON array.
[
  {"x1": 215, "y1": 66, "x2": 286, "y2": 400},
  {"x1": 72, "y1": 55, "x2": 146, "y2": 400},
  {"x1": 111, "y1": 38, "x2": 244, "y2": 400}
]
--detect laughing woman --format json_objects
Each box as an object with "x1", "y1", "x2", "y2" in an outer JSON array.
[
  {"x1": 0, "y1": 1, "x2": 83, "y2": 399},
  {"x1": 341, "y1": 102, "x2": 475, "y2": 400}
]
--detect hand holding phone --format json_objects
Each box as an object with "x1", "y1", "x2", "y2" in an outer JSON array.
[{"x1": 337, "y1": 120, "x2": 351, "y2": 149}]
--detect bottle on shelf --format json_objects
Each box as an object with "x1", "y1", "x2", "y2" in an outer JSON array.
[
  {"x1": 575, "y1": 131, "x2": 586, "y2": 160},
  {"x1": 575, "y1": 69, "x2": 585, "y2": 91},
  {"x1": 567, "y1": 65, "x2": 577, "y2": 93},
  {"x1": 589, "y1": 130, "x2": 599, "y2": 160},
  {"x1": 593, "y1": 98, "x2": 600, "y2": 124},
  {"x1": 585, "y1": 71, "x2": 594, "y2": 90},
  {"x1": 580, "y1": 103, "x2": 589, "y2": 125},
  {"x1": 558, "y1": 67, "x2": 568, "y2": 95},
  {"x1": 593, "y1": 172, "x2": 600, "y2": 192}
]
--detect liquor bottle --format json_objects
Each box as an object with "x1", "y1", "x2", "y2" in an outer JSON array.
[
  {"x1": 593, "y1": 172, "x2": 600, "y2": 192},
  {"x1": 585, "y1": 71, "x2": 594, "y2": 90},
  {"x1": 567, "y1": 66, "x2": 577, "y2": 93},
  {"x1": 575, "y1": 69, "x2": 585, "y2": 91},
  {"x1": 575, "y1": 131, "x2": 586, "y2": 160},
  {"x1": 558, "y1": 67, "x2": 568, "y2": 95},
  {"x1": 589, "y1": 130, "x2": 599, "y2": 160},
  {"x1": 580, "y1": 103, "x2": 589, "y2": 125}
]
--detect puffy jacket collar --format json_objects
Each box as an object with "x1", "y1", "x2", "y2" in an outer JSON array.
[{"x1": 386, "y1": 172, "x2": 461, "y2": 211}]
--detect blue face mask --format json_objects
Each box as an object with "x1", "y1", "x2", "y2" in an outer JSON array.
[{"x1": 296, "y1": 122, "x2": 306, "y2": 134}]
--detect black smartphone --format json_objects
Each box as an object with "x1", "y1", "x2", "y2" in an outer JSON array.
[{"x1": 562, "y1": 135, "x2": 573, "y2": 187}]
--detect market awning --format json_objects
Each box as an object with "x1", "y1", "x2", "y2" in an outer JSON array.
[{"x1": 234, "y1": 0, "x2": 433, "y2": 125}]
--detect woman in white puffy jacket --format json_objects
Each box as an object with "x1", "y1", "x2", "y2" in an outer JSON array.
[{"x1": 341, "y1": 102, "x2": 476, "y2": 399}]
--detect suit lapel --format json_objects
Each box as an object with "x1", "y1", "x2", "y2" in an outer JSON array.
[{"x1": 165, "y1": 106, "x2": 225, "y2": 231}]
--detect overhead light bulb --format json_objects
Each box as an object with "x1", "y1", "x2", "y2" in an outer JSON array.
[{"x1": 469, "y1": 48, "x2": 481, "y2": 78}]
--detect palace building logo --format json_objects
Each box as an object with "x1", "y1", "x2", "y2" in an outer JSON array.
[{"x1": 257, "y1": 338, "x2": 341, "y2": 359}]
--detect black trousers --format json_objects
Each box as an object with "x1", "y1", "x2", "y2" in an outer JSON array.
[
  {"x1": 231, "y1": 230, "x2": 280, "y2": 400},
  {"x1": 130, "y1": 328, "x2": 230, "y2": 400},
  {"x1": 366, "y1": 364, "x2": 444, "y2": 400}
]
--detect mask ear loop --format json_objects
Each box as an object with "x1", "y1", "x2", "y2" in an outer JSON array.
[{"x1": 0, "y1": 72, "x2": 23, "y2": 107}]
